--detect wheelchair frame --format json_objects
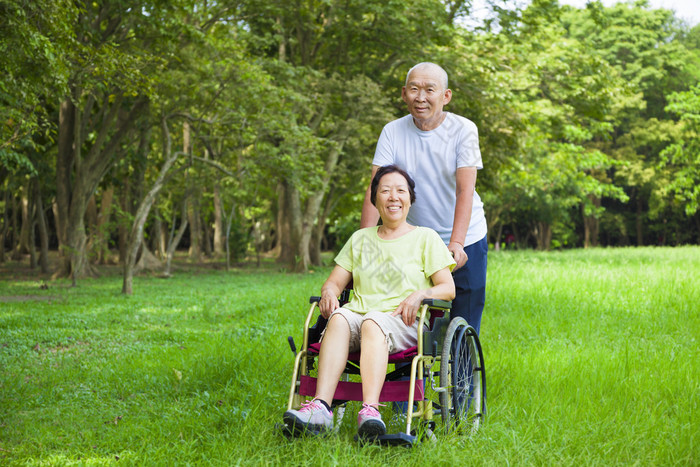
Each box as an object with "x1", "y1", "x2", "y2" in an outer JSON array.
[{"x1": 284, "y1": 293, "x2": 486, "y2": 444}]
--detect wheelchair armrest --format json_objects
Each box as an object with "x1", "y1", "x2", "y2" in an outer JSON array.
[
  {"x1": 421, "y1": 298, "x2": 452, "y2": 309},
  {"x1": 310, "y1": 288, "x2": 351, "y2": 306}
]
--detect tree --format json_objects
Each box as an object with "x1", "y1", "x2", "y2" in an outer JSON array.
[
  {"x1": 0, "y1": 0, "x2": 74, "y2": 175},
  {"x1": 563, "y1": 0, "x2": 697, "y2": 245},
  {"x1": 660, "y1": 85, "x2": 700, "y2": 219}
]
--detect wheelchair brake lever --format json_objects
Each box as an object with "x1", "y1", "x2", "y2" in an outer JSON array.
[{"x1": 287, "y1": 336, "x2": 297, "y2": 356}]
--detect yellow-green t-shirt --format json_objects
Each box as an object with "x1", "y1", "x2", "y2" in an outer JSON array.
[{"x1": 334, "y1": 226, "x2": 456, "y2": 314}]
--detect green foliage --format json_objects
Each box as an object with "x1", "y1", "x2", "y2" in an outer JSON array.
[
  {"x1": 660, "y1": 85, "x2": 700, "y2": 215},
  {"x1": 1, "y1": 248, "x2": 698, "y2": 463},
  {"x1": 0, "y1": 0, "x2": 76, "y2": 173},
  {"x1": 2, "y1": 0, "x2": 700, "y2": 273}
]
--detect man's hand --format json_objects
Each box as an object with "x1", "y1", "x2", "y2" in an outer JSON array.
[{"x1": 448, "y1": 241, "x2": 468, "y2": 271}]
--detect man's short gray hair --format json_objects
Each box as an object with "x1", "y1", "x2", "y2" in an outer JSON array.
[{"x1": 405, "y1": 62, "x2": 449, "y2": 90}]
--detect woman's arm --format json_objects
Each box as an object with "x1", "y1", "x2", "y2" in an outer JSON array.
[
  {"x1": 391, "y1": 267, "x2": 456, "y2": 326},
  {"x1": 318, "y1": 265, "x2": 352, "y2": 318}
]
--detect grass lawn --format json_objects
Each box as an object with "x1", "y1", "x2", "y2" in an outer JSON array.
[{"x1": 1, "y1": 247, "x2": 698, "y2": 465}]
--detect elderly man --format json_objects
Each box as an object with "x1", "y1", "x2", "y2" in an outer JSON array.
[{"x1": 361, "y1": 62, "x2": 487, "y2": 335}]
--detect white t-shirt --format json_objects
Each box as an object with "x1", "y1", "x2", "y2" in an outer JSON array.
[{"x1": 373, "y1": 113, "x2": 487, "y2": 247}]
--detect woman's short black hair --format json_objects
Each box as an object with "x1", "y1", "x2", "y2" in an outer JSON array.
[{"x1": 370, "y1": 165, "x2": 416, "y2": 206}]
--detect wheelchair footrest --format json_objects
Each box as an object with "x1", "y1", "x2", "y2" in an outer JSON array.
[{"x1": 355, "y1": 432, "x2": 417, "y2": 447}]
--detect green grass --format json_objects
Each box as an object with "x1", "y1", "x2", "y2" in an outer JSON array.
[{"x1": 1, "y1": 247, "x2": 698, "y2": 465}]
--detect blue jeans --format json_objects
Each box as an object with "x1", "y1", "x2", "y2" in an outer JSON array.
[
  {"x1": 451, "y1": 235, "x2": 488, "y2": 334},
  {"x1": 393, "y1": 235, "x2": 488, "y2": 414}
]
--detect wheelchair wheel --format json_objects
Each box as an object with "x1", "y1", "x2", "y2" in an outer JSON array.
[{"x1": 439, "y1": 317, "x2": 486, "y2": 434}]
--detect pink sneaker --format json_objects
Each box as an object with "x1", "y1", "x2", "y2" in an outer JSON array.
[
  {"x1": 357, "y1": 403, "x2": 386, "y2": 437},
  {"x1": 283, "y1": 399, "x2": 333, "y2": 435}
]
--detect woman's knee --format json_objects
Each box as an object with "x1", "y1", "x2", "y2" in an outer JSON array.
[
  {"x1": 360, "y1": 318, "x2": 386, "y2": 342},
  {"x1": 327, "y1": 312, "x2": 350, "y2": 331}
]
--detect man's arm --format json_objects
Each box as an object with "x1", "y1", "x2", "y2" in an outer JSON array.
[
  {"x1": 360, "y1": 165, "x2": 382, "y2": 228},
  {"x1": 449, "y1": 167, "x2": 477, "y2": 270}
]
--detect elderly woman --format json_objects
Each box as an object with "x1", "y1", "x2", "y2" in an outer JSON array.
[{"x1": 283, "y1": 165, "x2": 456, "y2": 438}]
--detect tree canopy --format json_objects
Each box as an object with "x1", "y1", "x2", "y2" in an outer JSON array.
[{"x1": 1, "y1": 0, "x2": 699, "y2": 289}]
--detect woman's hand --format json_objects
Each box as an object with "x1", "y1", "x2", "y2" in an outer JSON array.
[
  {"x1": 318, "y1": 265, "x2": 352, "y2": 319},
  {"x1": 391, "y1": 290, "x2": 426, "y2": 327},
  {"x1": 318, "y1": 291, "x2": 339, "y2": 319},
  {"x1": 392, "y1": 268, "x2": 456, "y2": 327}
]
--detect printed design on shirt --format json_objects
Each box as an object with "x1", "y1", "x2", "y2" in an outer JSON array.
[
  {"x1": 356, "y1": 238, "x2": 406, "y2": 293},
  {"x1": 434, "y1": 116, "x2": 480, "y2": 163}
]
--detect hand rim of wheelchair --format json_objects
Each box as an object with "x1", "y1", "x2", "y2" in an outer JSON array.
[{"x1": 439, "y1": 317, "x2": 486, "y2": 435}]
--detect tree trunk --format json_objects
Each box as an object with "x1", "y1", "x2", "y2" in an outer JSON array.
[
  {"x1": 55, "y1": 98, "x2": 74, "y2": 252},
  {"x1": 535, "y1": 221, "x2": 552, "y2": 251},
  {"x1": 9, "y1": 195, "x2": 19, "y2": 257},
  {"x1": 213, "y1": 183, "x2": 225, "y2": 256},
  {"x1": 494, "y1": 223, "x2": 503, "y2": 252},
  {"x1": 54, "y1": 93, "x2": 147, "y2": 280},
  {"x1": 164, "y1": 197, "x2": 189, "y2": 277},
  {"x1": 123, "y1": 115, "x2": 183, "y2": 294},
  {"x1": 0, "y1": 189, "x2": 6, "y2": 263},
  {"x1": 34, "y1": 181, "x2": 50, "y2": 273},
  {"x1": 280, "y1": 131, "x2": 348, "y2": 272},
  {"x1": 275, "y1": 182, "x2": 292, "y2": 264},
  {"x1": 85, "y1": 193, "x2": 98, "y2": 257},
  {"x1": 636, "y1": 192, "x2": 644, "y2": 246},
  {"x1": 152, "y1": 208, "x2": 166, "y2": 258},
  {"x1": 28, "y1": 191, "x2": 37, "y2": 269},
  {"x1": 134, "y1": 245, "x2": 163, "y2": 273},
  {"x1": 187, "y1": 195, "x2": 202, "y2": 261},
  {"x1": 286, "y1": 183, "x2": 304, "y2": 271},
  {"x1": 13, "y1": 185, "x2": 31, "y2": 259},
  {"x1": 203, "y1": 218, "x2": 212, "y2": 258},
  {"x1": 224, "y1": 202, "x2": 236, "y2": 270},
  {"x1": 95, "y1": 186, "x2": 114, "y2": 264},
  {"x1": 310, "y1": 188, "x2": 335, "y2": 266},
  {"x1": 118, "y1": 176, "x2": 130, "y2": 265},
  {"x1": 582, "y1": 196, "x2": 601, "y2": 248},
  {"x1": 0, "y1": 172, "x2": 7, "y2": 263}
]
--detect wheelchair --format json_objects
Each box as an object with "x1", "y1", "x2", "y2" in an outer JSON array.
[{"x1": 282, "y1": 288, "x2": 486, "y2": 446}]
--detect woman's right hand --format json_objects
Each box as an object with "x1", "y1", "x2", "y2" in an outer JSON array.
[
  {"x1": 318, "y1": 265, "x2": 352, "y2": 319},
  {"x1": 318, "y1": 292, "x2": 339, "y2": 319}
]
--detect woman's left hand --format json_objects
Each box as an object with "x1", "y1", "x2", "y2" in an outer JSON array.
[{"x1": 391, "y1": 291, "x2": 425, "y2": 327}]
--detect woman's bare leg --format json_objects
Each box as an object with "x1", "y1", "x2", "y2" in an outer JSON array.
[
  {"x1": 359, "y1": 319, "x2": 389, "y2": 405},
  {"x1": 315, "y1": 314, "x2": 351, "y2": 404}
]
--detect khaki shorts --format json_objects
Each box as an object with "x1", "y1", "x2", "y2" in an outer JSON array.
[{"x1": 320, "y1": 307, "x2": 421, "y2": 354}]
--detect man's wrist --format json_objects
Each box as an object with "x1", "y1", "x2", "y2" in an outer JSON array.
[{"x1": 449, "y1": 240, "x2": 464, "y2": 248}]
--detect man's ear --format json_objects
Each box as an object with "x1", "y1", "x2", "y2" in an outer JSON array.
[{"x1": 443, "y1": 88, "x2": 452, "y2": 105}]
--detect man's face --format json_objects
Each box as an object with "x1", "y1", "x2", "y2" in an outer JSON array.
[{"x1": 401, "y1": 66, "x2": 452, "y2": 129}]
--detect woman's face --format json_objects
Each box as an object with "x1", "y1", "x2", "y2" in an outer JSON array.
[{"x1": 375, "y1": 171, "x2": 412, "y2": 225}]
